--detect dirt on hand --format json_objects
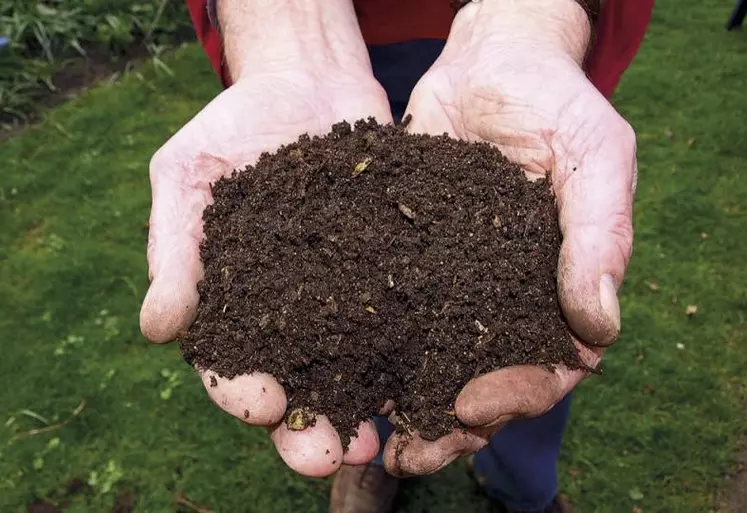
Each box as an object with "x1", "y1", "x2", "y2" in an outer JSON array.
[{"x1": 180, "y1": 118, "x2": 581, "y2": 447}]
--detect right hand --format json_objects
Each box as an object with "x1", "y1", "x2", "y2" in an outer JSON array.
[{"x1": 140, "y1": 67, "x2": 392, "y2": 477}]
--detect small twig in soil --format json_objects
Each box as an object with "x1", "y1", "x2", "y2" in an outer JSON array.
[
  {"x1": 399, "y1": 411, "x2": 415, "y2": 436},
  {"x1": 421, "y1": 351, "x2": 430, "y2": 374},
  {"x1": 174, "y1": 493, "x2": 215, "y2": 513},
  {"x1": 475, "y1": 332, "x2": 495, "y2": 350},
  {"x1": 437, "y1": 302, "x2": 451, "y2": 316},
  {"x1": 472, "y1": 206, "x2": 489, "y2": 221},
  {"x1": 474, "y1": 319, "x2": 489, "y2": 334},
  {"x1": 523, "y1": 212, "x2": 536, "y2": 237},
  {"x1": 10, "y1": 400, "x2": 86, "y2": 442}
]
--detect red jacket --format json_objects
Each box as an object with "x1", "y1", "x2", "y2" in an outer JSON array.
[{"x1": 185, "y1": 0, "x2": 653, "y2": 100}]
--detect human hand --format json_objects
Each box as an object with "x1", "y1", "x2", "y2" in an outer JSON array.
[
  {"x1": 139, "y1": 0, "x2": 391, "y2": 478},
  {"x1": 382, "y1": 0, "x2": 637, "y2": 475}
]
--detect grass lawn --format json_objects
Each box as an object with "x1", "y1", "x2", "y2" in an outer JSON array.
[{"x1": 1, "y1": 0, "x2": 746, "y2": 511}]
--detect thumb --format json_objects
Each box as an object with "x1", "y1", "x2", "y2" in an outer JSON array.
[
  {"x1": 140, "y1": 150, "x2": 232, "y2": 343},
  {"x1": 553, "y1": 109, "x2": 637, "y2": 347}
]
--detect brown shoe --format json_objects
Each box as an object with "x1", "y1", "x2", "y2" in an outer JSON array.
[{"x1": 329, "y1": 464, "x2": 399, "y2": 513}]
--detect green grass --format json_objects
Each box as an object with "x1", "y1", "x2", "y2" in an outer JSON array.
[{"x1": 1, "y1": 0, "x2": 746, "y2": 511}]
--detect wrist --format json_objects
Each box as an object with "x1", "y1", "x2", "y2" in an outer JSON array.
[
  {"x1": 218, "y1": 0, "x2": 374, "y2": 82},
  {"x1": 452, "y1": 0, "x2": 593, "y2": 66}
]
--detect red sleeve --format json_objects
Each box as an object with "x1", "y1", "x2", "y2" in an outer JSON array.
[
  {"x1": 185, "y1": 0, "x2": 654, "y2": 99},
  {"x1": 185, "y1": 0, "x2": 229, "y2": 87},
  {"x1": 356, "y1": 0, "x2": 654, "y2": 100},
  {"x1": 586, "y1": 0, "x2": 655, "y2": 98}
]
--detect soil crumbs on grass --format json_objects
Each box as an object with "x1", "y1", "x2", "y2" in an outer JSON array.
[{"x1": 181, "y1": 118, "x2": 581, "y2": 446}]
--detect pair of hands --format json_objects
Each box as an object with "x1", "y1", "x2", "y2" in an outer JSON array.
[{"x1": 140, "y1": 1, "x2": 636, "y2": 478}]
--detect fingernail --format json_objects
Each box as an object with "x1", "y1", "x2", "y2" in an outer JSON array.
[{"x1": 599, "y1": 274, "x2": 621, "y2": 338}]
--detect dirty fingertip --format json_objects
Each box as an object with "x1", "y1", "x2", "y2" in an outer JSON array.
[
  {"x1": 202, "y1": 372, "x2": 286, "y2": 425},
  {"x1": 271, "y1": 415, "x2": 343, "y2": 477},
  {"x1": 343, "y1": 420, "x2": 380, "y2": 465},
  {"x1": 382, "y1": 433, "x2": 447, "y2": 477}
]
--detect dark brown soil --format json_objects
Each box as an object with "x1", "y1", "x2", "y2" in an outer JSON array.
[{"x1": 181, "y1": 119, "x2": 581, "y2": 446}]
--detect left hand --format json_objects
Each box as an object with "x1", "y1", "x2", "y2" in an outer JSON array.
[{"x1": 381, "y1": 0, "x2": 638, "y2": 476}]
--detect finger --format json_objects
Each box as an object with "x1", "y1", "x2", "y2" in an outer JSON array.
[
  {"x1": 553, "y1": 104, "x2": 637, "y2": 346},
  {"x1": 455, "y1": 365, "x2": 565, "y2": 427},
  {"x1": 203, "y1": 370, "x2": 378, "y2": 467},
  {"x1": 400, "y1": 73, "x2": 458, "y2": 137},
  {"x1": 343, "y1": 420, "x2": 381, "y2": 466},
  {"x1": 456, "y1": 341, "x2": 604, "y2": 428},
  {"x1": 382, "y1": 428, "x2": 489, "y2": 477},
  {"x1": 382, "y1": 344, "x2": 605, "y2": 477},
  {"x1": 200, "y1": 371, "x2": 286, "y2": 425},
  {"x1": 383, "y1": 361, "x2": 604, "y2": 478},
  {"x1": 270, "y1": 415, "x2": 343, "y2": 478},
  {"x1": 140, "y1": 151, "x2": 233, "y2": 343}
]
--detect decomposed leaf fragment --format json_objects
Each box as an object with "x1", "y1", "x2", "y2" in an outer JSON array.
[
  {"x1": 398, "y1": 203, "x2": 415, "y2": 220},
  {"x1": 352, "y1": 157, "x2": 373, "y2": 177}
]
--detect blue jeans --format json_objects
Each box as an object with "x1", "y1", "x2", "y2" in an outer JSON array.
[
  {"x1": 371, "y1": 396, "x2": 572, "y2": 512},
  {"x1": 368, "y1": 40, "x2": 572, "y2": 513}
]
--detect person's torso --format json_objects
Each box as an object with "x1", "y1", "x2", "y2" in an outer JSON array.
[
  {"x1": 355, "y1": 0, "x2": 654, "y2": 99},
  {"x1": 355, "y1": 0, "x2": 454, "y2": 44},
  {"x1": 188, "y1": 0, "x2": 654, "y2": 98}
]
